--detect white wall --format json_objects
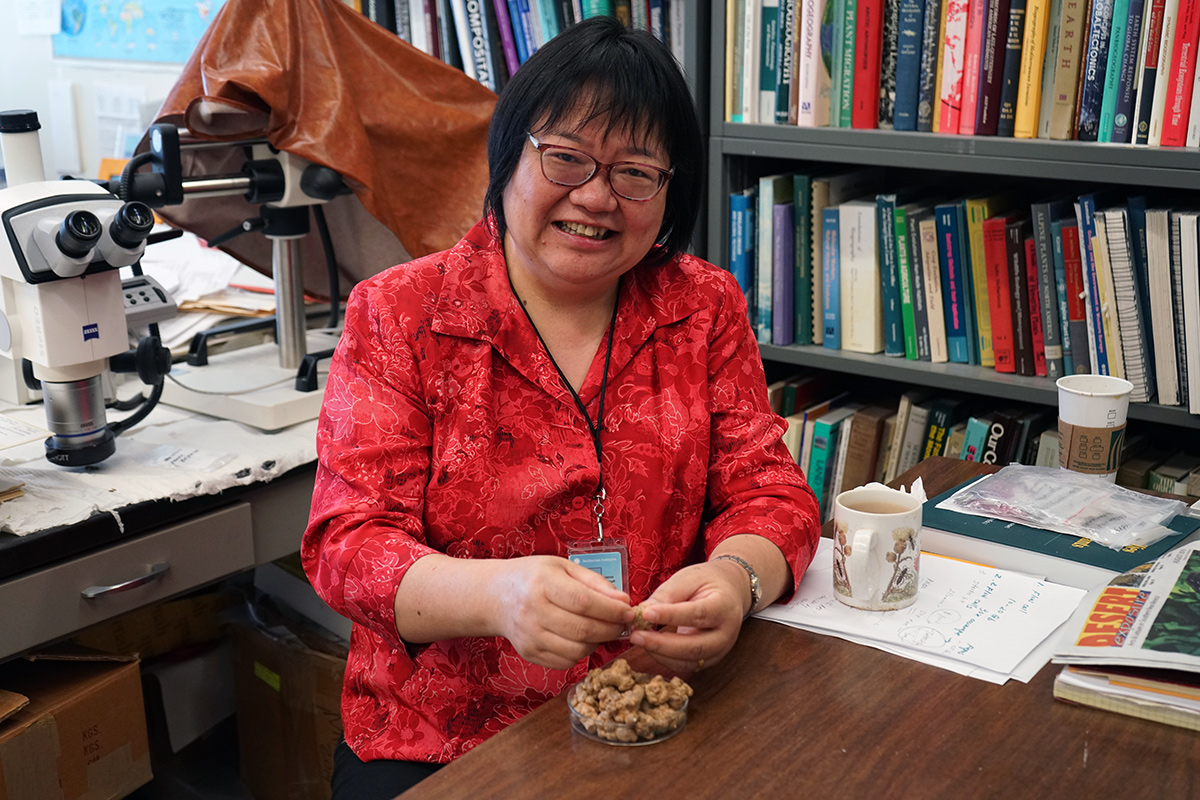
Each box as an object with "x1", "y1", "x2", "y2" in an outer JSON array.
[{"x1": 0, "y1": 0, "x2": 184, "y2": 181}]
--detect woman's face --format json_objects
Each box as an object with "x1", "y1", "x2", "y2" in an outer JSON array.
[{"x1": 501, "y1": 112, "x2": 669, "y2": 302}]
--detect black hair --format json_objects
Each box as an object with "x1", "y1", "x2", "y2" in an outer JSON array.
[{"x1": 482, "y1": 16, "x2": 704, "y2": 262}]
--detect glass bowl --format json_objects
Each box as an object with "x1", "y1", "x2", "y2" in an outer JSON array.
[{"x1": 566, "y1": 680, "x2": 689, "y2": 746}]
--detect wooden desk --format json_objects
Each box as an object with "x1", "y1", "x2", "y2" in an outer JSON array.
[{"x1": 405, "y1": 458, "x2": 1198, "y2": 799}]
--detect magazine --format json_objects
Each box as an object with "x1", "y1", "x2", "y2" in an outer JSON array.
[{"x1": 1052, "y1": 541, "x2": 1200, "y2": 674}]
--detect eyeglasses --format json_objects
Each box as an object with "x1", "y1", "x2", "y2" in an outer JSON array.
[{"x1": 527, "y1": 133, "x2": 674, "y2": 202}]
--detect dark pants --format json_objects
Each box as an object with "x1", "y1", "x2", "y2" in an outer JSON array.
[{"x1": 331, "y1": 739, "x2": 444, "y2": 799}]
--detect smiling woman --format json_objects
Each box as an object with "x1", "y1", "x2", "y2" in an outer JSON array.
[{"x1": 302, "y1": 15, "x2": 821, "y2": 800}]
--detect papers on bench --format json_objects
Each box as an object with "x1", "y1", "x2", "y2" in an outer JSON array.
[{"x1": 755, "y1": 539, "x2": 1087, "y2": 684}]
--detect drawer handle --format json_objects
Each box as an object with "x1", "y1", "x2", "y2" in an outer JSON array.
[{"x1": 81, "y1": 562, "x2": 171, "y2": 599}]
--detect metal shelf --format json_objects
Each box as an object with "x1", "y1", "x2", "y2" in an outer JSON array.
[{"x1": 757, "y1": 345, "x2": 1200, "y2": 431}]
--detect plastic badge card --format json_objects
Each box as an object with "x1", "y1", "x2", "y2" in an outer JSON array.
[{"x1": 569, "y1": 540, "x2": 629, "y2": 594}]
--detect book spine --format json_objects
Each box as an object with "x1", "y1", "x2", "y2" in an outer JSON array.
[
  {"x1": 794, "y1": 176, "x2": 815, "y2": 345},
  {"x1": 492, "y1": 0, "x2": 522, "y2": 75},
  {"x1": 918, "y1": 0, "x2": 945, "y2": 130},
  {"x1": 796, "y1": 0, "x2": 831, "y2": 126},
  {"x1": 760, "y1": 0, "x2": 782, "y2": 123},
  {"x1": 1110, "y1": 0, "x2": 1148, "y2": 142},
  {"x1": 909, "y1": 212, "x2": 933, "y2": 360},
  {"x1": 1061, "y1": 222, "x2": 1093, "y2": 374},
  {"x1": 1008, "y1": 220, "x2": 1037, "y2": 376},
  {"x1": 1050, "y1": 218, "x2": 1076, "y2": 375},
  {"x1": 838, "y1": 0, "x2": 860, "y2": 126},
  {"x1": 880, "y1": 0, "x2": 903, "y2": 126},
  {"x1": 1147, "y1": 0, "x2": 1181, "y2": 143},
  {"x1": 959, "y1": 0, "x2": 990, "y2": 133},
  {"x1": 921, "y1": 216, "x2": 950, "y2": 362},
  {"x1": 508, "y1": 0, "x2": 530, "y2": 62},
  {"x1": 1032, "y1": 203, "x2": 1066, "y2": 379},
  {"x1": 729, "y1": 191, "x2": 754, "y2": 306},
  {"x1": 1169, "y1": 212, "x2": 1190, "y2": 406},
  {"x1": 1036, "y1": 0, "x2": 1064, "y2": 138},
  {"x1": 772, "y1": 202, "x2": 797, "y2": 345},
  {"x1": 960, "y1": 415, "x2": 990, "y2": 461},
  {"x1": 938, "y1": 0, "x2": 971, "y2": 132},
  {"x1": 1132, "y1": 0, "x2": 1169, "y2": 143},
  {"x1": 955, "y1": 203, "x2": 980, "y2": 365},
  {"x1": 936, "y1": 204, "x2": 971, "y2": 363},
  {"x1": 878, "y1": 195, "x2": 907, "y2": 356},
  {"x1": 997, "y1": 0, "x2": 1029, "y2": 135},
  {"x1": 778, "y1": 0, "x2": 799, "y2": 123},
  {"x1": 535, "y1": 0, "x2": 560, "y2": 41},
  {"x1": 840, "y1": 201, "x2": 884, "y2": 353},
  {"x1": 395, "y1": 0, "x2": 413, "y2": 41},
  {"x1": 1025, "y1": 236, "x2": 1050, "y2": 376},
  {"x1": 985, "y1": 217, "x2": 1017, "y2": 373},
  {"x1": 853, "y1": 0, "x2": 887, "y2": 128},
  {"x1": 965, "y1": 200, "x2": 996, "y2": 368},
  {"x1": 756, "y1": 179, "x2": 777, "y2": 343},
  {"x1": 1097, "y1": 0, "x2": 1134, "y2": 140},
  {"x1": 895, "y1": 0, "x2": 929, "y2": 129},
  {"x1": 1076, "y1": 0, "x2": 1116, "y2": 140},
  {"x1": 896, "y1": 207, "x2": 920, "y2": 359},
  {"x1": 1161, "y1": 0, "x2": 1200, "y2": 145},
  {"x1": 1014, "y1": 0, "x2": 1053, "y2": 137},
  {"x1": 823, "y1": 206, "x2": 842, "y2": 349},
  {"x1": 1077, "y1": 195, "x2": 1111, "y2": 374},
  {"x1": 976, "y1": 0, "x2": 1012, "y2": 133},
  {"x1": 468, "y1": 0, "x2": 500, "y2": 90}
]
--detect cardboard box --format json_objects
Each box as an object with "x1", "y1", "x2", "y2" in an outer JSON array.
[
  {"x1": 0, "y1": 652, "x2": 151, "y2": 800},
  {"x1": 231, "y1": 620, "x2": 347, "y2": 800},
  {"x1": 141, "y1": 640, "x2": 236, "y2": 756},
  {"x1": 72, "y1": 588, "x2": 240, "y2": 660}
]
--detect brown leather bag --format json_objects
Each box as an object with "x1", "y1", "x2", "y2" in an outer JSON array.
[{"x1": 139, "y1": 0, "x2": 496, "y2": 298}]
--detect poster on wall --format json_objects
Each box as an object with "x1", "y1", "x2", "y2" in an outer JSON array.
[{"x1": 52, "y1": 0, "x2": 228, "y2": 63}]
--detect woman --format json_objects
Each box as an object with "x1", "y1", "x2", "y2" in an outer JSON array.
[{"x1": 302, "y1": 15, "x2": 820, "y2": 798}]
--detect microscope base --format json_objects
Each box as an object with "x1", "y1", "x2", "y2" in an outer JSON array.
[{"x1": 159, "y1": 331, "x2": 339, "y2": 430}]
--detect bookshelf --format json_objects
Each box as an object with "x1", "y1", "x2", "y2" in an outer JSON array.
[{"x1": 704, "y1": 6, "x2": 1200, "y2": 436}]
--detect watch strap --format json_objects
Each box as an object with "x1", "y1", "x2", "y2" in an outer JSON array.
[{"x1": 713, "y1": 554, "x2": 762, "y2": 616}]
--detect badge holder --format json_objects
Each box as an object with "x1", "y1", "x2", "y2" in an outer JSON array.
[{"x1": 566, "y1": 489, "x2": 632, "y2": 637}]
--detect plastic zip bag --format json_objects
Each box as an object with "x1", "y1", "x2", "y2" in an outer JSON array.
[{"x1": 934, "y1": 465, "x2": 1188, "y2": 550}]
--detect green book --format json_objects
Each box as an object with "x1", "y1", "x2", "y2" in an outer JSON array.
[
  {"x1": 922, "y1": 479, "x2": 1200, "y2": 588},
  {"x1": 807, "y1": 404, "x2": 860, "y2": 519},
  {"x1": 793, "y1": 173, "x2": 814, "y2": 344}
]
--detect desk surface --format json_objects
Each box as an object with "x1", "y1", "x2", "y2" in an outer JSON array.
[{"x1": 405, "y1": 458, "x2": 1198, "y2": 800}]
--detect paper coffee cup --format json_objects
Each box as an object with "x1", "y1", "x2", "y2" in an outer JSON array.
[{"x1": 1057, "y1": 375, "x2": 1133, "y2": 482}]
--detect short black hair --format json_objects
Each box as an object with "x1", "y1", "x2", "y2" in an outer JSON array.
[{"x1": 483, "y1": 16, "x2": 704, "y2": 262}]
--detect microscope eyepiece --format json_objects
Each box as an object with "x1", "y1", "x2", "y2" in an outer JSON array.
[
  {"x1": 56, "y1": 210, "x2": 102, "y2": 258},
  {"x1": 110, "y1": 201, "x2": 155, "y2": 249}
]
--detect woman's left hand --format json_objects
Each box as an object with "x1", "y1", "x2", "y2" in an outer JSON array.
[{"x1": 625, "y1": 558, "x2": 749, "y2": 673}]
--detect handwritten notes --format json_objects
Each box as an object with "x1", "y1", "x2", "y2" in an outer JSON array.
[{"x1": 756, "y1": 540, "x2": 1086, "y2": 681}]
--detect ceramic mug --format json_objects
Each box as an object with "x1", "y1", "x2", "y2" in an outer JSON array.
[{"x1": 832, "y1": 484, "x2": 923, "y2": 611}]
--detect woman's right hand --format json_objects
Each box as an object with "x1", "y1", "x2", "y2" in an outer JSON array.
[{"x1": 488, "y1": 556, "x2": 631, "y2": 670}]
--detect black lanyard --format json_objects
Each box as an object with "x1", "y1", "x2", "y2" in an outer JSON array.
[{"x1": 514, "y1": 283, "x2": 619, "y2": 542}]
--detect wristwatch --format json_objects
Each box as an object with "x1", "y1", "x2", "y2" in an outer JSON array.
[{"x1": 713, "y1": 554, "x2": 762, "y2": 616}]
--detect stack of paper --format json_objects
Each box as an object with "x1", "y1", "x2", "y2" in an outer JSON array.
[{"x1": 755, "y1": 539, "x2": 1087, "y2": 684}]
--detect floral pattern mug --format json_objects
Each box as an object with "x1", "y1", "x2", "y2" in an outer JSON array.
[{"x1": 832, "y1": 483, "x2": 924, "y2": 611}]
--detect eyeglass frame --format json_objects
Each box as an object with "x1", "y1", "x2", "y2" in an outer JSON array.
[{"x1": 526, "y1": 133, "x2": 675, "y2": 202}]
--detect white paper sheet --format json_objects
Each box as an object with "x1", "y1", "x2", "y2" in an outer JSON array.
[{"x1": 755, "y1": 539, "x2": 1087, "y2": 682}]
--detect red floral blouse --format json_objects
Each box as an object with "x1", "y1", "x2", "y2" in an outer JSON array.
[{"x1": 302, "y1": 220, "x2": 820, "y2": 764}]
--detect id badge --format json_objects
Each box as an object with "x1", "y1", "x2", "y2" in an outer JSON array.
[{"x1": 568, "y1": 540, "x2": 629, "y2": 594}]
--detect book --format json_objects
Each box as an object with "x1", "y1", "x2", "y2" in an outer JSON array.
[
  {"x1": 1077, "y1": 0, "x2": 1116, "y2": 141},
  {"x1": 1035, "y1": 0, "x2": 1063, "y2": 138},
  {"x1": 728, "y1": 0, "x2": 747, "y2": 121},
  {"x1": 1030, "y1": 199, "x2": 1072, "y2": 380},
  {"x1": 896, "y1": 201, "x2": 930, "y2": 360},
  {"x1": 960, "y1": 413, "x2": 994, "y2": 461},
  {"x1": 1145, "y1": 207, "x2": 1179, "y2": 404},
  {"x1": 1132, "y1": 0, "x2": 1173, "y2": 143},
  {"x1": 1060, "y1": 220, "x2": 1093, "y2": 374},
  {"x1": 918, "y1": 0, "x2": 946, "y2": 130},
  {"x1": 760, "y1": 0, "x2": 783, "y2": 123},
  {"x1": 1054, "y1": 664, "x2": 1200, "y2": 733},
  {"x1": 1101, "y1": 207, "x2": 1154, "y2": 402},
  {"x1": 839, "y1": 199, "x2": 885, "y2": 353},
  {"x1": 448, "y1": 0, "x2": 479, "y2": 80},
  {"x1": 757, "y1": 173, "x2": 794, "y2": 344},
  {"x1": 922, "y1": 478, "x2": 1200, "y2": 588},
  {"x1": 1178, "y1": 211, "x2": 1200, "y2": 413},
  {"x1": 1013, "y1": 0, "x2": 1053, "y2": 137},
  {"x1": 1075, "y1": 191, "x2": 1114, "y2": 375},
  {"x1": 1169, "y1": 211, "x2": 1191, "y2": 408},
  {"x1": 997, "y1": 0, "x2": 1029, "y2": 135},
  {"x1": 984, "y1": 212, "x2": 1020, "y2": 373},
  {"x1": 840, "y1": 404, "x2": 899, "y2": 491},
  {"x1": 492, "y1": 0, "x2": 522, "y2": 76},
  {"x1": 828, "y1": 411, "x2": 856, "y2": 498},
  {"x1": 965, "y1": 192, "x2": 1019, "y2": 369},
  {"x1": 894, "y1": 395, "x2": 937, "y2": 475},
  {"x1": 1035, "y1": 427, "x2": 1061, "y2": 466},
  {"x1": 875, "y1": 414, "x2": 901, "y2": 481},
  {"x1": 822, "y1": 205, "x2": 842, "y2": 349},
  {"x1": 880, "y1": 0, "x2": 903, "y2": 126},
  {"x1": 799, "y1": 391, "x2": 852, "y2": 479},
  {"x1": 1097, "y1": 0, "x2": 1135, "y2": 140},
  {"x1": 883, "y1": 388, "x2": 935, "y2": 481},
  {"x1": 1024, "y1": 235, "x2": 1049, "y2": 377},
  {"x1": 922, "y1": 394, "x2": 971, "y2": 459},
  {"x1": 1047, "y1": 0, "x2": 1092, "y2": 138},
  {"x1": 1007, "y1": 218, "x2": 1037, "y2": 375},
  {"x1": 908, "y1": 206, "x2": 935, "y2": 361},
  {"x1": 1160, "y1": 0, "x2": 1200, "y2": 145},
  {"x1": 933, "y1": 0, "x2": 951, "y2": 131},
  {"x1": 977, "y1": 406, "x2": 1026, "y2": 464},
  {"x1": 778, "y1": 0, "x2": 799, "y2": 122},
  {"x1": 1092, "y1": 213, "x2": 1126, "y2": 381},
  {"x1": 919, "y1": 213, "x2": 950, "y2": 362},
  {"x1": 976, "y1": 0, "x2": 1013, "y2": 133},
  {"x1": 958, "y1": 0, "x2": 990, "y2": 133},
  {"x1": 935, "y1": 200, "x2": 972, "y2": 364},
  {"x1": 795, "y1": 0, "x2": 833, "y2": 126},
  {"x1": 793, "y1": 174, "x2": 816, "y2": 344},
  {"x1": 895, "y1": 0, "x2": 930, "y2": 129},
  {"x1": 938, "y1": 0, "x2": 972, "y2": 132},
  {"x1": 1049, "y1": 215, "x2": 1078, "y2": 375},
  {"x1": 808, "y1": 403, "x2": 862, "y2": 520},
  {"x1": 852, "y1": 0, "x2": 887, "y2": 128},
  {"x1": 438, "y1": 0, "x2": 466, "y2": 69},
  {"x1": 728, "y1": 187, "x2": 757, "y2": 308},
  {"x1": 877, "y1": 192, "x2": 911, "y2": 357},
  {"x1": 1147, "y1": 451, "x2": 1200, "y2": 494},
  {"x1": 943, "y1": 420, "x2": 970, "y2": 457},
  {"x1": 1108, "y1": 0, "x2": 1148, "y2": 142},
  {"x1": 772, "y1": 201, "x2": 797, "y2": 345},
  {"x1": 811, "y1": 169, "x2": 884, "y2": 344},
  {"x1": 829, "y1": 0, "x2": 853, "y2": 127},
  {"x1": 742, "y1": 0, "x2": 763, "y2": 122}
]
